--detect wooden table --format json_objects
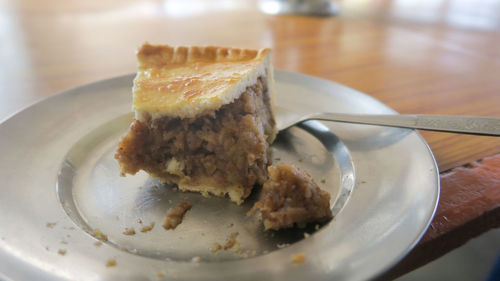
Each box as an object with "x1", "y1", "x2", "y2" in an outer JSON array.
[{"x1": 1, "y1": 0, "x2": 499, "y2": 279}]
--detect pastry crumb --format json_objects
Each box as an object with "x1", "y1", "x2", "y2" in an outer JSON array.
[
  {"x1": 140, "y1": 222, "x2": 155, "y2": 233},
  {"x1": 163, "y1": 202, "x2": 192, "y2": 230},
  {"x1": 191, "y1": 256, "x2": 201, "y2": 263},
  {"x1": 123, "y1": 227, "x2": 136, "y2": 235},
  {"x1": 292, "y1": 253, "x2": 306, "y2": 264},
  {"x1": 138, "y1": 219, "x2": 143, "y2": 224},
  {"x1": 157, "y1": 272, "x2": 165, "y2": 278},
  {"x1": 321, "y1": 179, "x2": 326, "y2": 184},
  {"x1": 58, "y1": 249, "x2": 67, "y2": 256},
  {"x1": 106, "y1": 258, "x2": 117, "y2": 267},
  {"x1": 92, "y1": 229, "x2": 108, "y2": 242},
  {"x1": 94, "y1": 241, "x2": 103, "y2": 247},
  {"x1": 232, "y1": 242, "x2": 242, "y2": 253},
  {"x1": 46, "y1": 222, "x2": 57, "y2": 228},
  {"x1": 223, "y1": 232, "x2": 239, "y2": 250},
  {"x1": 361, "y1": 180, "x2": 367, "y2": 184},
  {"x1": 211, "y1": 242, "x2": 222, "y2": 253}
]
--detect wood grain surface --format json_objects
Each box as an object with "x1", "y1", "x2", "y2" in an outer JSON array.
[{"x1": 1, "y1": 0, "x2": 500, "y2": 278}]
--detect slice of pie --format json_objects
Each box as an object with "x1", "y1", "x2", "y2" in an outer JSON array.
[{"x1": 115, "y1": 43, "x2": 277, "y2": 204}]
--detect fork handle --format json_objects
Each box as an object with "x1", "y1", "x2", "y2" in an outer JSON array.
[{"x1": 308, "y1": 113, "x2": 500, "y2": 136}]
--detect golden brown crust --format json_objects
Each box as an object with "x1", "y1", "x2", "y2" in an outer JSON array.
[
  {"x1": 137, "y1": 42, "x2": 270, "y2": 69},
  {"x1": 133, "y1": 43, "x2": 273, "y2": 120}
]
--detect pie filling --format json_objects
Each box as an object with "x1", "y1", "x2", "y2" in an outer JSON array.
[
  {"x1": 249, "y1": 164, "x2": 333, "y2": 230},
  {"x1": 115, "y1": 76, "x2": 275, "y2": 204}
]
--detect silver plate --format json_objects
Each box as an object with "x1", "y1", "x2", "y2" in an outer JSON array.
[{"x1": 0, "y1": 71, "x2": 439, "y2": 281}]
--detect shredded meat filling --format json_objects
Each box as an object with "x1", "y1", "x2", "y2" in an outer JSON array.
[
  {"x1": 249, "y1": 164, "x2": 332, "y2": 230},
  {"x1": 116, "y1": 76, "x2": 275, "y2": 202}
]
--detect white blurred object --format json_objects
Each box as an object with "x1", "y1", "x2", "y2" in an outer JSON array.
[{"x1": 258, "y1": 0, "x2": 339, "y2": 16}]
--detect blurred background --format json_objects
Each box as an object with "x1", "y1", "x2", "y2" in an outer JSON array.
[{"x1": 1, "y1": 0, "x2": 499, "y2": 280}]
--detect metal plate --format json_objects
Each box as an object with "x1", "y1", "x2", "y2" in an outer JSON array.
[{"x1": 0, "y1": 71, "x2": 439, "y2": 281}]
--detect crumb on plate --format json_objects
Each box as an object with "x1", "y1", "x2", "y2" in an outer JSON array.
[
  {"x1": 106, "y1": 258, "x2": 117, "y2": 267},
  {"x1": 163, "y1": 202, "x2": 192, "y2": 230},
  {"x1": 123, "y1": 227, "x2": 136, "y2": 235},
  {"x1": 292, "y1": 253, "x2": 306, "y2": 264},
  {"x1": 140, "y1": 222, "x2": 155, "y2": 233},
  {"x1": 223, "y1": 232, "x2": 239, "y2": 250},
  {"x1": 92, "y1": 229, "x2": 108, "y2": 242}
]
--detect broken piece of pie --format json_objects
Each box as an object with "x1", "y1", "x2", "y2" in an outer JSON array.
[
  {"x1": 249, "y1": 164, "x2": 332, "y2": 230},
  {"x1": 115, "y1": 43, "x2": 277, "y2": 204}
]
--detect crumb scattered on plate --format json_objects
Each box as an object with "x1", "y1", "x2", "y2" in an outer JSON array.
[
  {"x1": 191, "y1": 256, "x2": 201, "y2": 263},
  {"x1": 223, "y1": 232, "x2": 239, "y2": 250},
  {"x1": 292, "y1": 253, "x2": 305, "y2": 264},
  {"x1": 140, "y1": 222, "x2": 155, "y2": 233},
  {"x1": 123, "y1": 227, "x2": 136, "y2": 235},
  {"x1": 163, "y1": 202, "x2": 192, "y2": 230},
  {"x1": 94, "y1": 241, "x2": 103, "y2": 247},
  {"x1": 46, "y1": 222, "x2": 56, "y2": 228},
  {"x1": 210, "y1": 242, "x2": 222, "y2": 253},
  {"x1": 58, "y1": 249, "x2": 67, "y2": 256},
  {"x1": 157, "y1": 272, "x2": 165, "y2": 278},
  {"x1": 106, "y1": 258, "x2": 117, "y2": 267},
  {"x1": 92, "y1": 229, "x2": 108, "y2": 242},
  {"x1": 232, "y1": 242, "x2": 242, "y2": 253}
]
